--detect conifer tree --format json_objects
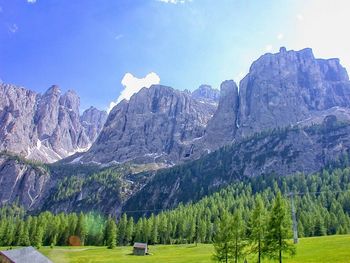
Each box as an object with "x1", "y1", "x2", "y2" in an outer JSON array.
[
  {"x1": 264, "y1": 192, "x2": 296, "y2": 263},
  {"x1": 248, "y1": 195, "x2": 267, "y2": 263},
  {"x1": 232, "y1": 210, "x2": 246, "y2": 263},
  {"x1": 34, "y1": 226, "x2": 44, "y2": 249},
  {"x1": 212, "y1": 212, "x2": 233, "y2": 263},
  {"x1": 150, "y1": 215, "x2": 158, "y2": 244},
  {"x1": 106, "y1": 217, "x2": 117, "y2": 249},
  {"x1": 126, "y1": 217, "x2": 134, "y2": 245},
  {"x1": 76, "y1": 213, "x2": 87, "y2": 245},
  {"x1": 118, "y1": 213, "x2": 128, "y2": 245}
]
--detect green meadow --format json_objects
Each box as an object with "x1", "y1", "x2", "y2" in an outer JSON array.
[{"x1": 36, "y1": 235, "x2": 350, "y2": 263}]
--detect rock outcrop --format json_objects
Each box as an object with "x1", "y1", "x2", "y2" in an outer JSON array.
[
  {"x1": 81, "y1": 85, "x2": 217, "y2": 165},
  {"x1": 80, "y1": 106, "x2": 108, "y2": 142},
  {"x1": 0, "y1": 84, "x2": 106, "y2": 163},
  {"x1": 238, "y1": 47, "x2": 350, "y2": 137},
  {"x1": 0, "y1": 84, "x2": 38, "y2": 158},
  {"x1": 201, "y1": 80, "x2": 239, "y2": 150},
  {"x1": 191, "y1": 84, "x2": 220, "y2": 105},
  {"x1": 0, "y1": 154, "x2": 51, "y2": 210}
]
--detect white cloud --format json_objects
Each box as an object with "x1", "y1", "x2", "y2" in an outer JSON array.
[
  {"x1": 108, "y1": 72, "x2": 160, "y2": 112},
  {"x1": 296, "y1": 14, "x2": 304, "y2": 21},
  {"x1": 27, "y1": 0, "x2": 37, "y2": 3},
  {"x1": 157, "y1": 0, "x2": 192, "y2": 4},
  {"x1": 277, "y1": 33, "x2": 284, "y2": 40},
  {"x1": 265, "y1": 44, "x2": 273, "y2": 52},
  {"x1": 8, "y1": 24, "x2": 18, "y2": 33}
]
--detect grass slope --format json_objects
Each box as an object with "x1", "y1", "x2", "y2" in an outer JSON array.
[{"x1": 36, "y1": 235, "x2": 350, "y2": 263}]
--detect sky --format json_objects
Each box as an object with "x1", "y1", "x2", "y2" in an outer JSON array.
[{"x1": 1, "y1": 0, "x2": 350, "y2": 111}]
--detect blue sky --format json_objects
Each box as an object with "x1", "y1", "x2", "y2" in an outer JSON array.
[{"x1": 1, "y1": 0, "x2": 350, "y2": 111}]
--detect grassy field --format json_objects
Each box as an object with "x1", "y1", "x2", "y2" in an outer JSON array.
[{"x1": 8, "y1": 235, "x2": 350, "y2": 263}]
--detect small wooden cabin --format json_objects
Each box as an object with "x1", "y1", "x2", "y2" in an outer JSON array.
[
  {"x1": 0, "y1": 246, "x2": 52, "y2": 263},
  {"x1": 133, "y1": 242, "x2": 148, "y2": 256}
]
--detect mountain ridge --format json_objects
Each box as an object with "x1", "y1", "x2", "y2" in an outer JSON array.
[{"x1": 0, "y1": 83, "x2": 107, "y2": 163}]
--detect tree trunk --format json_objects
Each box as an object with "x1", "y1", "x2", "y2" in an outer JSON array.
[
  {"x1": 279, "y1": 236, "x2": 282, "y2": 263},
  {"x1": 235, "y1": 237, "x2": 238, "y2": 263},
  {"x1": 258, "y1": 238, "x2": 261, "y2": 263}
]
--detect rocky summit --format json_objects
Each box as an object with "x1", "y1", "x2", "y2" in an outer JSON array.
[
  {"x1": 237, "y1": 47, "x2": 350, "y2": 137},
  {"x1": 80, "y1": 84, "x2": 217, "y2": 165},
  {"x1": 191, "y1": 84, "x2": 220, "y2": 105},
  {"x1": 78, "y1": 47, "x2": 350, "y2": 166},
  {"x1": 0, "y1": 84, "x2": 107, "y2": 163}
]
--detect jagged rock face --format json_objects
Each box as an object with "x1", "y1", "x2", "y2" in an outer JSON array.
[
  {"x1": 0, "y1": 155, "x2": 51, "y2": 210},
  {"x1": 81, "y1": 85, "x2": 216, "y2": 164},
  {"x1": 77, "y1": 48, "x2": 350, "y2": 167},
  {"x1": 34, "y1": 86, "x2": 91, "y2": 161},
  {"x1": 0, "y1": 84, "x2": 106, "y2": 163},
  {"x1": 238, "y1": 47, "x2": 350, "y2": 137},
  {"x1": 0, "y1": 84, "x2": 38, "y2": 156},
  {"x1": 191, "y1": 84, "x2": 220, "y2": 105},
  {"x1": 201, "y1": 80, "x2": 239, "y2": 150},
  {"x1": 80, "y1": 106, "x2": 108, "y2": 142}
]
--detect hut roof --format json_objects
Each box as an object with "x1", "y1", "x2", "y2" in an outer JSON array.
[
  {"x1": 0, "y1": 246, "x2": 52, "y2": 263},
  {"x1": 133, "y1": 242, "x2": 147, "y2": 249}
]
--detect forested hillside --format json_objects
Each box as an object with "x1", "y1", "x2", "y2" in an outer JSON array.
[
  {"x1": 124, "y1": 120, "x2": 350, "y2": 212},
  {"x1": 1, "y1": 166, "x2": 349, "y2": 248}
]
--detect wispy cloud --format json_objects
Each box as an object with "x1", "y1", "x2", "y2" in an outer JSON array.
[
  {"x1": 296, "y1": 13, "x2": 304, "y2": 21},
  {"x1": 265, "y1": 44, "x2": 273, "y2": 52},
  {"x1": 157, "y1": 0, "x2": 192, "y2": 4},
  {"x1": 27, "y1": 0, "x2": 37, "y2": 3},
  {"x1": 115, "y1": 34, "x2": 124, "y2": 40},
  {"x1": 8, "y1": 24, "x2": 18, "y2": 33},
  {"x1": 108, "y1": 72, "x2": 160, "y2": 112},
  {"x1": 277, "y1": 33, "x2": 284, "y2": 40}
]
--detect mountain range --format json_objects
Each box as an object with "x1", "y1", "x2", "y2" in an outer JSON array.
[
  {"x1": 1, "y1": 47, "x2": 350, "y2": 216},
  {"x1": 0, "y1": 84, "x2": 108, "y2": 162}
]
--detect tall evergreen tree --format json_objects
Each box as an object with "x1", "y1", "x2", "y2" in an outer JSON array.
[
  {"x1": 248, "y1": 195, "x2": 267, "y2": 263},
  {"x1": 126, "y1": 217, "x2": 134, "y2": 245},
  {"x1": 34, "y1": 226, "x2": 44, "y2": 249},
  {"x1": 232, "y1": 210, "x2": 246, "y2": 263},
  {"x1": 118, "y1": 213, "x2": 128, "y2": 245},
  {"x1": 76, "y1": 213, "x2": 87, "y2": 245},
  {"x1": 264, "y1": 192, "x2": 296, "y2": 263},
  {"x1": 106, "y1": 217, "x2": 117, "y2": 249},
  {"x1": 212, "y1": 212, "x2": 233, "y2": 263}
]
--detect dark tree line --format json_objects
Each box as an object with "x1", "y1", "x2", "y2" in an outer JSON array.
[{"x1": 0, "y1": 167, "x2": 349, "y2": 251}]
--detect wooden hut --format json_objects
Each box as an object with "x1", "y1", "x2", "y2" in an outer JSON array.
[
  {"x1": 0, "y1": 246, "x2": 52, "y2": 263},
  {"x1": 133, "y1": 242, "x2": 148, "y2": 256}
]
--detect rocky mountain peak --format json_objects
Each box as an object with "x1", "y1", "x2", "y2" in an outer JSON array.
[
  {"x1": 59, "y1": 89, "x2": 80, "y2": 113},
  {"x1": 238, "y1": 47, "x2": 350, "y2": 137},
  {"x1": 81, "y1": 106, "x2": 108, "y2": 142},
  {"x1": 0, "y1": 83, "x2": 107, "y2": 162},
  {"x1": 44, "y1": 85, "x2": 61, "y2": 96},
  {"x1": 81, "y1": 84, "x2": 217, "y2": 165},
  {"x1": 191, "y1": 84, "x2": 220, "y2": 104},
  {"x1": 198, "y1": 80, "x2": 239, "y2": 151}
]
